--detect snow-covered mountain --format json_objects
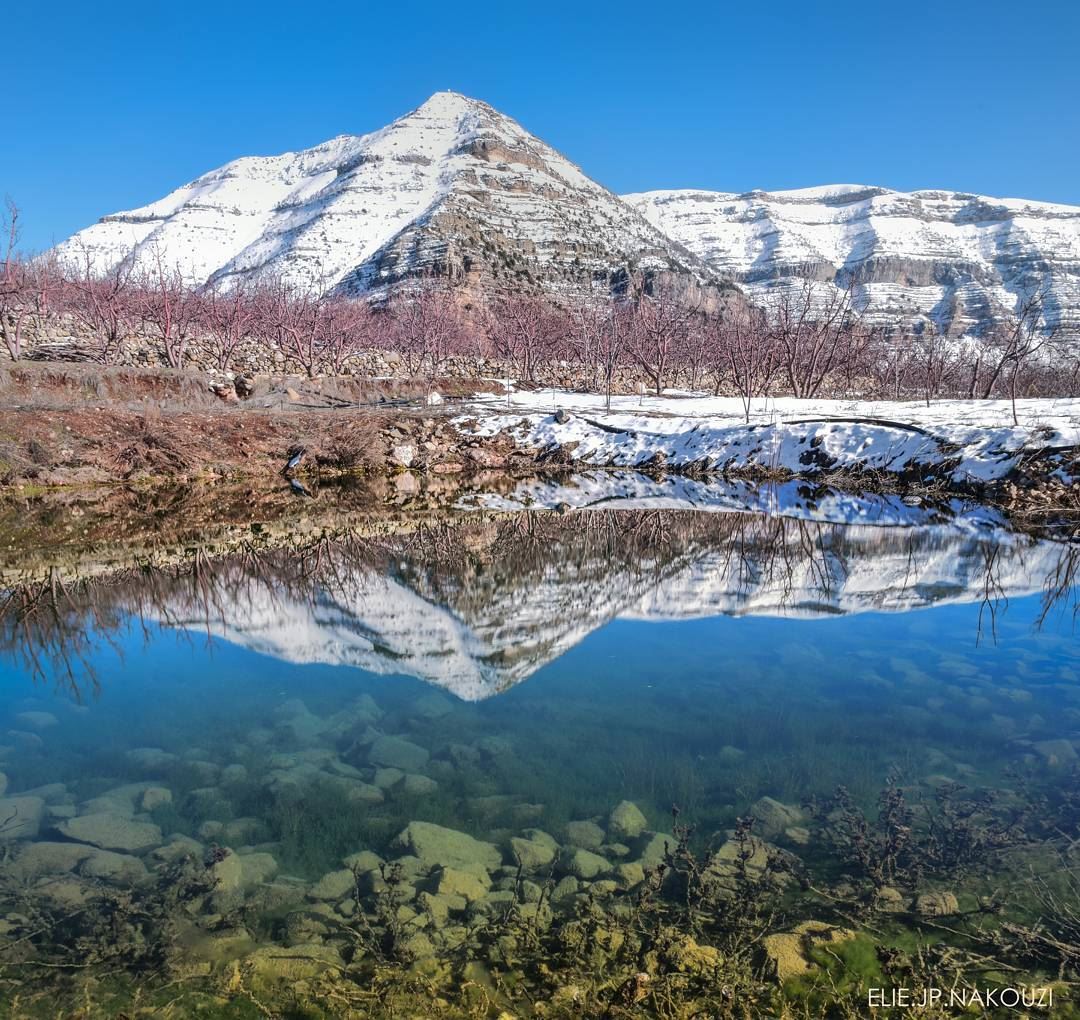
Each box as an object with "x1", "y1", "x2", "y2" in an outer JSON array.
[
  {"x1": 624, "y1": 186, "x2": 1080, "y2": 335},
  {"x1": 56, "y1": 92, "x2": 716, "y2": 301},
  {"x1": 56, "y1": 94, "x2": 1080, "y2": 333}
]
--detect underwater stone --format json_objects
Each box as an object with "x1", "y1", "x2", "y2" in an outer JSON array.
[
  {"x1": 750, "y1": 797, "x2": 805, "y2": 839},
  {"x1": 558, "y1": 847, "x2": 610, "y2": 880},
  {"x1": 309, "y1": 869, "x2": 356, "y2": 901},
  {"x1": 342, "y1": 849, "x2": 383, "y2": 872},
  {"x1": 509, "y1": 836, "x2": 556, "y2": 870},
  {"x1": 139, "y1": 786, "x2": 172, "y2": 812},
  {"x1": 151, "y1": 835, "x2": 204, "y2": 863},
  {"x1": 80, "y1": 849, "x2": 150, "y2": 886},
  {"x1": 607, "y1": 801, "x2": 648, "y2": 841},
  {"x1": 410, "y1": 693, "x2": 454, "y2": 720},
  {"x1": 9, "y1": 841, "x2": 94, "y2": 880},
  {"x1": 373, "y1": 767, "x2": 405, "y2": 789},
  {"x1": 763, "y1": 921, "x2": 857, "y2": 981},
  {"x1": 615, "y1": 861, "x2": 645, "y2": 888},
  {"x1": 428, "y1": 866, "x2": 490, "y2": 902},
  {"x1": 476, "y1": 736, "x2": 513, "y2": 759},
  {"x1": 402, "y1": 774, "x2": 439, "y2": 796},
  {"x1": 874, "y1": 886, "x2": 906, "y2": 912},
  {"x1": 369, "y1": 735, "x2": 430, "y2": 772},
  {"x1": 564, "y1": 820, "x2": 605, "y2": 849},
  {"x1": 915, "y1": 890, "x2": 959, "y2": 916},
  {"x1": 392, "y1": 821, "x2": 502, "y2": 874},
  {"x1": 0, "y1": 772, "x2": 6, "y2": 797},
  {"x1": 198, "y1": 820, "x2": 224, "y2": 840},
  {"x1": 418, "y1": 890, "x2": 467, "y2": 926},
  {"x1": 550, "y1": 876, "x2": 579, "y2": 901},
  {"x1": 244, "y1": 943, "x2": 342, "y2": 981},
  {"x1": 717, "y1": 745, "x2": 745, "y2": 764},
  {"x1": 0, "y1": 795, "x2": 45, "y2": 840},
  {"x1": 221, "y1": 818, "x2": 263, "y2": 845},
  {"x1": 221, "y1": 764, "x2": 249, "y2": 785},
  {"x1": 125, "y1": 748, "x2": 179, "y2": 772},
  {"x1": 634, "y1": 831, "x2": 676, "y2": 868},
  {"x1": 57, "y1": 812, "x2": 162, "y2": 853}
]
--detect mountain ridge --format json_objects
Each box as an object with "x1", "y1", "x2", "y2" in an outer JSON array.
[{"x1": 56, "y1": 92, "x2": 1080, "y2": 335}]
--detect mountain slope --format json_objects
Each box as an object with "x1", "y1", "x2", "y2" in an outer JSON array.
[
  {"x1": 624, "y1": 186, "x2": 1080, "y2": 335},
  {"x1": 56, "y1": 92, "x2": 718, "y2": 301}
]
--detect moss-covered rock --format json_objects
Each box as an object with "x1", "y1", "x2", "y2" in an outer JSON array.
[
  {"x1": 392, "y1": 821, "x2": 502, "y2": 874},
  {"x1": 607, "y1": 800, "x2": 648, "y2": 841}
]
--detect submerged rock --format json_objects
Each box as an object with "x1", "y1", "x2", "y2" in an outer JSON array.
[
  {"x1": 634, "y1": 831, "x2": 676, "y2": 869},
  {"x1": 139, "y1": 786, "x2": 173, "y2": 812},
  {"x1": 57, "y1": 812, "x2": 162, "y2": 853},
  {"x1": 9, "y1": 840, "x2": 94, "y2": 880},
  {"x1": 402, "y1": 774, "x2": 439, "y2": 796},
  {"x1": 607, "y1": 801, "x2": 648, "y2": 841},
  {"x1": 509, "y1": 835, "x2": 556, "y2": 870},
  {"x1": 915, "y1": 890, "x2": 959, "y2": 916},
  {"x1": 0, "y1": 795, "x2": 45, "y2": 840},
  {"x1": 80, "y1": 849, "x2": 150, "y2": 886},
  {"x1": 392, "y1": 821, "x2": 502, "y2": 874},
  {"x1": 750, "y1": 797, "x2": 805, "y2": 839},
  {"x1": 764, "y1": 921, "x2": 857, "y2": 982},
  {"x1": 564, "y1": 819, "x2": 605, "y2": 849},
  {"x1": 0, "y1": 772, "x2": 6, "y2": 797},
  {"x1": 558, "y1": 847, "x2": 610, "y2": 880},
  {"x1": 369, "y1": 735, "x2": 430, "y2": 772},
  {"x1": 309, "y1": 869, "x2": 356, "y2": 901}
]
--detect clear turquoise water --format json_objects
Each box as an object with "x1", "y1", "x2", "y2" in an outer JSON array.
[{"x1": 2, "y1": 512, "x2": 1078, "y2": 882}]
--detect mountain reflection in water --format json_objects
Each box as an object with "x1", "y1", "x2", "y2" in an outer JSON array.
[{"x1": 3, "y1": 509, "x2": 1076, "y2": 700}]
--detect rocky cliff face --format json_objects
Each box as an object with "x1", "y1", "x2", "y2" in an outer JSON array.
[
  {"x1": 56, "y1": 92, "x2": 725, "y2": 305},
  {"x1": 625, "y1": 186, "x2": 1080, "y2": 336}
]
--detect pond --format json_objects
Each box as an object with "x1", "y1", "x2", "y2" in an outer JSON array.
[{"x1": 1, "y1": 506, "x2": 1079, "y2": 1016}]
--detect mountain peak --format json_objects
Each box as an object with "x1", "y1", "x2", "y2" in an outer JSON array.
[{"x1": 56, "y1": 94, "x2": 708, "y2": 300}]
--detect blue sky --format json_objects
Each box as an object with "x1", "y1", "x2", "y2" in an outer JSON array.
[{"x1": 9, "y1": 0, "x2": 1079, "y2": 251}]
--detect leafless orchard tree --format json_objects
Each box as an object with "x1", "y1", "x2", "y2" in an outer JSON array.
[{"x1": 626, "y1": 274, "x2": 699, "y2": 396}]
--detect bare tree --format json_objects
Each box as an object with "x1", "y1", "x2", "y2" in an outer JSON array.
[
  {"x1": 201, "y1": 279, "x2": 258, "y2": 371},
  {"x1": 769, "y1": 278, "x2": 860, "y2": 399},
  {"x1": 711, "y1": 306, "x2": 777, "y2": 421},
  {"x1": 485, "y1": 293, "x2": 562, "y2": 385},
  {"x1": 138, "y1": 250, "x2": 198, "y2": 370},
  {"x1": 64, "y1": 246, "x2": 136, "y2": 364},
  {"x1": 626, "y1": 275, "x2": 699, "y2": 396}
]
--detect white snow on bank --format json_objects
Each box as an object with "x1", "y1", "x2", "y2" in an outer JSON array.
[{"x1": 459, "y1": 391, "x2": 1080, "y2": 486}]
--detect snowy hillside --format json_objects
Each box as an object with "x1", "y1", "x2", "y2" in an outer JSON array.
[
  {"x1": 624, "y1": 186, "x2": 1080, "y2": 335},
  {"x1": 55, "y1": 92, "x2": 711, "y2": 299}
]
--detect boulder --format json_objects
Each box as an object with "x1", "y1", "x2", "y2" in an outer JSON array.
[
  {"x1": 342, "y1": 849, "x2": 384, "y2": 873},
  {"x1": 0, "y1": 772, "x2": 6, "y2": 797},
  {"x1": 57, "y1": 812, "x2": 162, "y2": 853},
  {"x1": 369, "y1": 735, "x2": 430, "y2": 772},
  {"x1": 392, "y1": 821, "x2": 502, "y2": 874},
  {"x1": 80, "y1": 849, "x2": 149, "y2": 886},
  {"x1": 558, "y1": 847, "x2": 610, "y2": 880},
  {"x1": 402, "y1": 774, "x2": 439, "y2": 797},
  {"x1": 0, "y1": 795, "x2": 45, "y2": 840},
  {"x1": 764, "y1": 921, "x2": 857, "y2": 982},
  {"x1": 139, "y1": 786, "x2": 173, "y2": 812},
  {"x1": 607, "y1": 801, "x2": 648, "y2": 841},
  {"x1": 634, "y1": 831, "x2": 676, "y2": 869},
  {"x1": 510, "y1": 836, "x2": 556, "y2": 870},
  {"x1": 10, "y1": 840, "x2": 94, "y2": 880},
  {"x1": 750, "y1": 797, "x2": 805, "y2": 840},
  {"x1": 915, "y1": 891, "x2": 959, "y2": 917},
  {"x1": 564, "y1": 819, "x2": 605, "y2": 849},
  {"x1": 373, "y1": 767, "x2": 405, "y2": 790},
  {"x1": 309, "y1": 869, "x2": 356, "y2": 901},
  {"x1": 428, "y1": 866, "x2": 490, "y2": 902}
]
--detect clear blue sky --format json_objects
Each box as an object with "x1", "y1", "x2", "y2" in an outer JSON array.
[{"x1": 9, "y1": 0, "x2": 1080, "y2": 251}]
